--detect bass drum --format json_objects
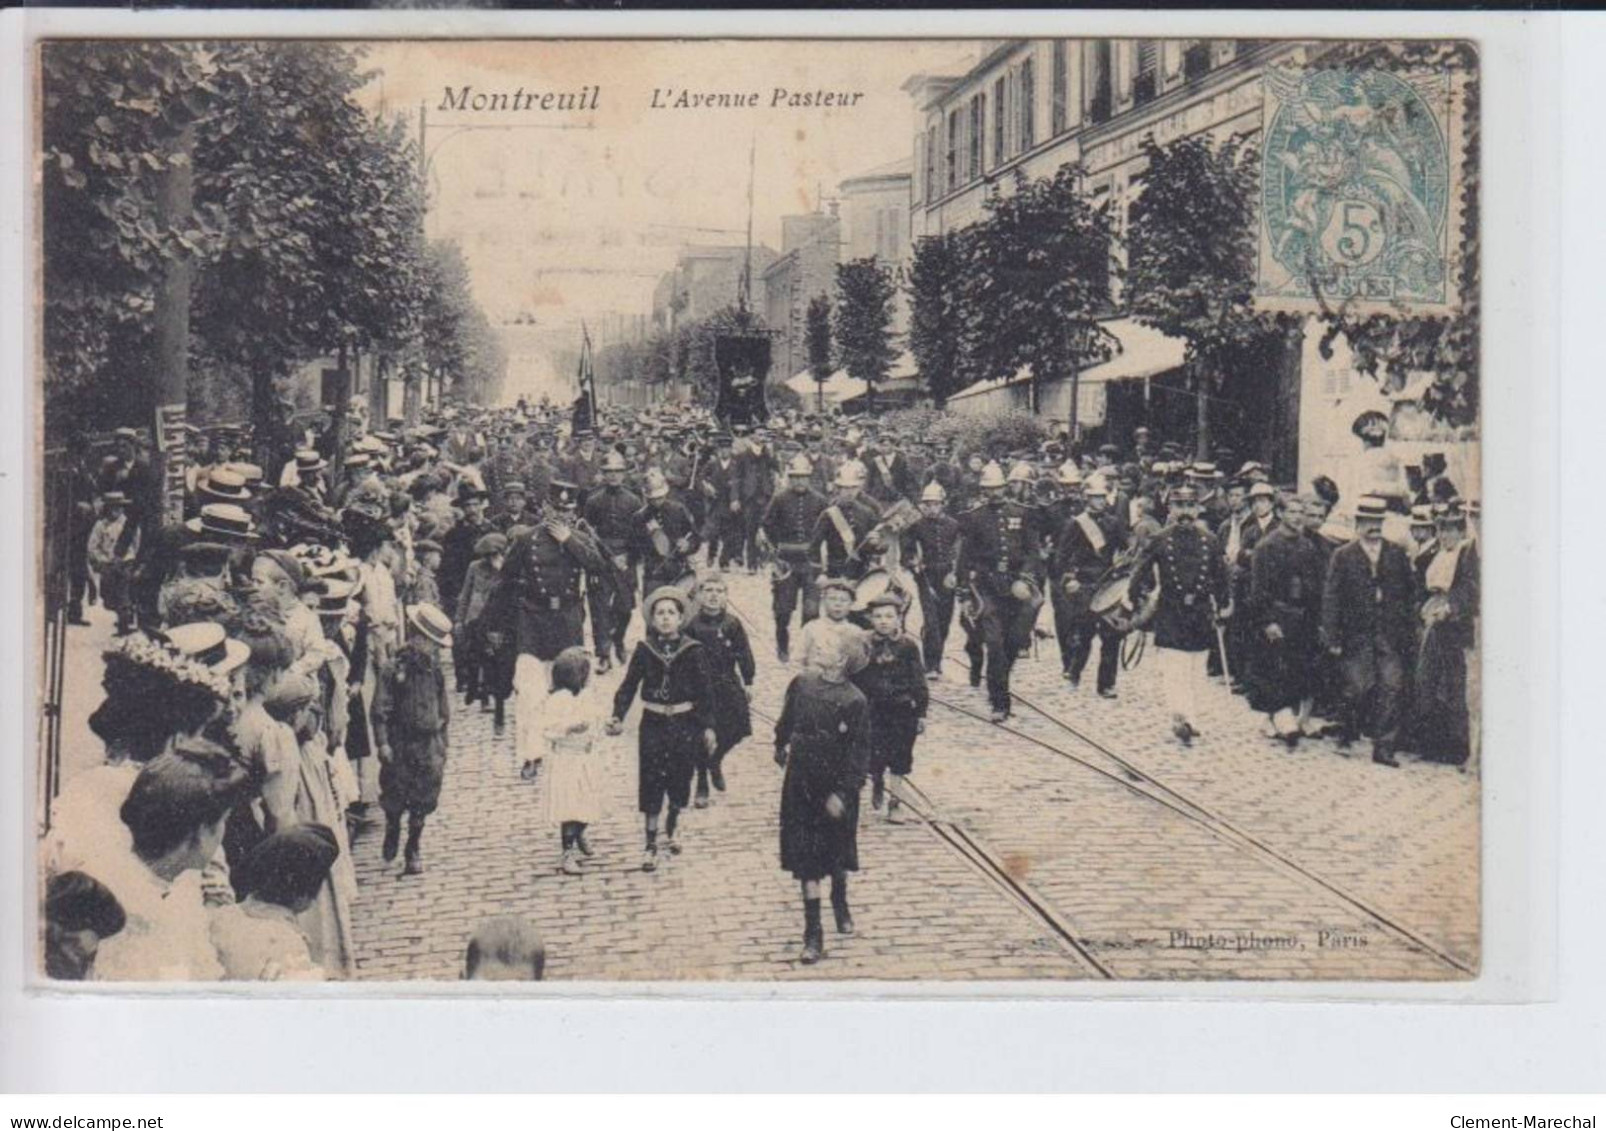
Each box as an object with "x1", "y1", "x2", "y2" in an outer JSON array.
[
  {"x1": 853, "y1": 567, "x2": 922, "y2": 636},
  {"x1": 1088, "y1": 564, "x2": 1159, "y2": 634}
]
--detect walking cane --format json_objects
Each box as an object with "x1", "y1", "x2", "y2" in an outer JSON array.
[{"x1": 1209, "y1": 594, "x2": 1232, "y2": 685}]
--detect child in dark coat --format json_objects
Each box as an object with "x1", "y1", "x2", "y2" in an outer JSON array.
[
  {"x1": 851, "y1": 593, "x2": 928, "y2": 824},
  {"x1": 606, "y1": 587, "x2": 717, "y2": 872},
  {"x1": 775, "y1": 628, "x2": 870, "y2": 964},
  {"x1": 683, "y1": 574, "x2": 755, "y2": 806},
  {"x1": 373, "y1": 604, "x2": 453, "y2": 877},
  {"x1": 454, "y1": 532, "x2": 511, "y2": 727}
]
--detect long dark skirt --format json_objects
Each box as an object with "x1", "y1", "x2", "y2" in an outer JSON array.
[
  {"x1": 1414, "y1": 621, "x2": 1470, "y2": 763},
  {"x1": 780, "y1": 750, "x2": 861, "y2": 881},
  {"x1": 1246, "y1": 627, "x2": 1320, "y2": 715}
]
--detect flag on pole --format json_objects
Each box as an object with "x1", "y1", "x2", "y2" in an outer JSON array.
[{"x1": 572, "y1": 321, "x2": 598, "y2": 433}]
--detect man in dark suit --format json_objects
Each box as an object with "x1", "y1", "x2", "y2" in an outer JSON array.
[
  {"x1": 1319, "y1": 495, "x2": 1418, "y2": 767},
  {"x1": 701, "y1": 433, "x2": 747, "y2": 569}
]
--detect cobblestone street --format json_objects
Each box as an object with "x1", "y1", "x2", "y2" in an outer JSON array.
[{"x1": 349, "y1": 570, "x2": 1479, "y2": 982}]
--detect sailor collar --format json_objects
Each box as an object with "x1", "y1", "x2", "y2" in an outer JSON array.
[{"x1": 642, "y1": 634, "x2": 698, "y2": 665}]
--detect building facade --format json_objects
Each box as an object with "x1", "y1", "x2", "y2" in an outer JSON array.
[
  {"x1": 651, "y1": 243, "x2": 779, "y2": 332},
  {"x1": 910, "y1": 38, "x2": 1316, "y2": 478},
  {"x1": 837, "y1": 156, "x2": 914, "y2": 337},
  {"x1": 761, "y1": 209, "x2": 842, "y2": 381}
]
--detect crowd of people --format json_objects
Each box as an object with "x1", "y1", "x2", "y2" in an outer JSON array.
[{"x1": 43, "y1": 396, "x2": 1480, "y2": 975}]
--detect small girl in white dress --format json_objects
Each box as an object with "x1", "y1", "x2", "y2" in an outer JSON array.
[{"x1": 537, "y1": 647, "x2": 604, "y2": 874}]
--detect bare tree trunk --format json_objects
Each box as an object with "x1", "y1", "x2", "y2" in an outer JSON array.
[
  {"x1": 150, "y1": 124, "x2": 195, "y2": 527},
  {"x1": 1194, "y1": 365, "x2": 1212, "y2": 461}
]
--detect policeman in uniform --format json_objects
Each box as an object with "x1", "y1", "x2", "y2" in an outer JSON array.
[
  {"x1": 904, "y1": 480, "x2": 961, "y2": 679},
  {"x1": 632, "y1": 468, "x2": 702, "y2": 595},
  {"x1": 957, "y1": 461, "x2": 1045, "y2": 723},
  {"x1": 486, "y1": 480, "x2": 610, "y2": 779},
  {"x1": 809, "y1": 459, "x2": 883, "y2": 582},
  {"x1": 583, "y1": 450, "x2": 643, "y2": 670},
  {"x1": 1126, "y1": 484, "x2": 1231, "y2": 745},
  {"x1": 758, "y1": 453, "x2": 829, "y2": 662},
  {"x1": 439, "y1": 484, "x2": 496, "y2": 691}
]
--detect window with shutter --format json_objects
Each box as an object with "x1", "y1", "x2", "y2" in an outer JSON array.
[
  {"x1": 947, "y1": 109, "x2": 959, "y2": 191},
  {"x1": 1051, "y1": 41, "x2": 1067, "y2": 135},
  {"x1": 1019, "y1": 57, "x2": 1035, "y2": 151},
  {"x1": 993, "y1": 76, "x2": 1006, "y2": 166},
  {"x1": 969, "y1": 92, "x2": 985, "y2": 180},
  {"x1": 1088, "y1": 40, "x2": 1113, "y2": 124},
  {"x1": 1134, "y1": 39, "x2": 1158, "y2": 106}
]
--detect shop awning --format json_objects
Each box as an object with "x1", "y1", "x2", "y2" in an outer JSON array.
[{"x1": 947, "y1": 317, "x2": 1187, "y2": 402}]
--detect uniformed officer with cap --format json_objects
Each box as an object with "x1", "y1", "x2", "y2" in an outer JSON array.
[
  {"x1": 583, "y1": 450, "x2": 643, "y2": 670},
  {"x1": 1126, "y1": 483, "x2": 1231, "y2": 745},
  {"x1": 957, "y1": 460, "x2": 1045, "y2": 722},
  {"x1": 632, "y1": 468, "x2": 702, "y2": 594},
  {"x1": 809, "y1": 459, "x2": 882, "y2": 583},
  {"x1": 484, "y1": 479, "x2": 610, "y2": 780},
  {"x1": 758, "y1": 453, "x2": 830, "y2": 662},
  {"x1": 1050, "y1": 461, "x2": 1127, "y2": 697},
  {"x1": 904, "y1": 480, "x2": 961, "y2": 678}
]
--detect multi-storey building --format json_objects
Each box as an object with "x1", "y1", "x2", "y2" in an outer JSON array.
[
  {"x1": 837, "y1": 156, "x2": 914, "y2": 337},
  {"x1": 908, "y1": 39, "x2": 1314, "y2": 478},
  {"x1": 651, "y1": 243, "x2": 779, "y2": 333},
  {"x1": 761, "y1": 208, "x2": 842, "y2": 380}
]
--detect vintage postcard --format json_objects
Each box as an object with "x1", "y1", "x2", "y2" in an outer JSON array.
[{"x1": 31, "y1": 35, "x2": 1481, "y2": 986}]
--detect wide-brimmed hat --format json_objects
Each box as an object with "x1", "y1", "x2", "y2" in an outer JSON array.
[
  {"x1": 314, "y1": 578, "x2": 360, "y2": 620},
  {"x1": 1247, "y1": 481, "x2": 1278, "y2": 500},
  {"x1": 293, "y1": 449, "x2": 328, "y2": 474},
  {"x1": 643, "y1": 586, "x2": 690, "y2": 618},
  {"x1": 199, "y1": 467, "x2": 251, "y2": 502},
  {"x1": 163, "y1": 621, "x2": 251, "y2": 678},
  {"x1": 221, "y1": 461, "x2": 265, "y2": 488},
  {"x1": 184, "y1": 502, "x2": 259, "y2": 541},
  {"x1": 406, "y1": 603, "x2": 453, "y2": 647},
  {"x1": 100, "y1": 490, "x2": 130, "y2": 507},
  {"x1": 1354, "y1": 495, "x2": 1389, "y2": 521}
]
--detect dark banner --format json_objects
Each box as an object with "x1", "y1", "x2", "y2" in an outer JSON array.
[{"x1": 714, "y1": 332, "x2": 770, "y2": 427}]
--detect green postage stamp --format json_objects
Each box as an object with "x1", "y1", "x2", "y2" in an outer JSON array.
[{"x1": 1257, "y1": 62, "x2": 1471, "y2": 317}]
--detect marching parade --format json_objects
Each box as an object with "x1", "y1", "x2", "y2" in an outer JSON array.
[
  {"x1": 40, "y1": 395, "x2": 1480, "y2": 980},
  {"x1": 33, "y1": 36, "x2": 1484, "y2": 984}
]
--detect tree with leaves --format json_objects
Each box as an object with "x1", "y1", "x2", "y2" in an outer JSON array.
[
  {"x1": 906, "y1": 231, "x2": 966, "y2": 407},
  {"x1": 833, "y1": 257, "x2": 898, "y2": 416},
  {"x1": 40, "y1": 42, "x2": 218, "y2": 436},
  {"x1": 190, "y1": 42, "x2": 432, "y2": 471},
  {"x1": 804, "y1": 294, "x2": 833, "y2": 413},
  {"x1": 1126, "y1": 133, "x2": 1274, "y2": 459},
  {"x1": 958, "y1": 166, "x2": 1116, "y2": 420}
]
